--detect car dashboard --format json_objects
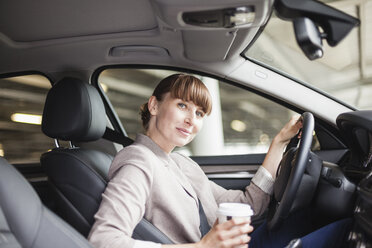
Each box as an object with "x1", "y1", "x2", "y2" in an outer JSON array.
[{"x1": 336, "y1": 111, "x2": 372, "y2": 246}]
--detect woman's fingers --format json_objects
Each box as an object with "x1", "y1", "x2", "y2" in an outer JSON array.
[
  {"x1": 217, "y1": 217, "x2": 251, "y2": 230},
  {"x1": 215, "y1": 221, "x2": 253, "y2": 241},
  {"x1": 276, "y1": 115, "x2": 303, "y2": 144},
  {"x1": 199, "y1": 218, "x2": 253, "y2": 248},
  {"x1": 219, "y1": 234, "x2": 251, "y2": 248},
  {"x1": 216, "y1": 219, "x2": 253, "y2": 246}
]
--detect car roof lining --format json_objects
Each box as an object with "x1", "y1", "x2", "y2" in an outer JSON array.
[
  {"x1": 0, "y1": 0, "x2": 273, "y2": 75},
  {"x1": 0, "y1": 0, "x2": 158, "y2": 42}
]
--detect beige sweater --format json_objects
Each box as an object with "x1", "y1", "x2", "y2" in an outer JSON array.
[{"x1": 88, "y1": 134, "x2": 271, "y2": 248}]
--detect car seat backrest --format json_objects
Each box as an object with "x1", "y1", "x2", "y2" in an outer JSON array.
[
  {"x1": 0, "y1": 206, "x2": 21, "y2": 247},
  {"x1": 0, "y1": 157, "x2": 92, "y2": 248}
]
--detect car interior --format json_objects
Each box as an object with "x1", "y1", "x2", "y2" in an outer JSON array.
[
  {"x1": 0, "y1": 156, "x2": 93, "y2": 248},
  {"x1": 0, "y1": 0, "x2": 371, "y2": 247}
]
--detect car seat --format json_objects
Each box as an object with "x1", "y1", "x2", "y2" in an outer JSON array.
[
  {"x1": 0, "y1": 156, "x2": 93, "y2": 248},
  {"x1": 0, "y1": 205, "x2": 20, "y2": 248},
  {"x1": 40, "y1": 77, "x2": 111, "y2": 236},
  {"x1": 40, "y1": 77, "x2": 172, "y2": 243}
]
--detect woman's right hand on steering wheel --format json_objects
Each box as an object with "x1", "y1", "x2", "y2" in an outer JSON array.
[{"x1": 197, "y1": 218, "x2": 253, "y2": 248}]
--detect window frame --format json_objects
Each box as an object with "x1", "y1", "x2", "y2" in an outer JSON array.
[{"x1": 91, "y1": 65, "x2": 346, "y2": 155}]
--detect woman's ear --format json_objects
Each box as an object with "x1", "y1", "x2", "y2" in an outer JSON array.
[{"x1": 148, "y1": 96, "x2": 158, "y2": 115}]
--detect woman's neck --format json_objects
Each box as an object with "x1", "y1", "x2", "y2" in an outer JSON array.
[{"x1": 145, "y1": 132, "x2": 174, "y2": 154}]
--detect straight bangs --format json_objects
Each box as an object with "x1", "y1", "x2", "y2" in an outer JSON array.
[{"x1": 170, "y1": 75, "x2": 212, "y2": 115}]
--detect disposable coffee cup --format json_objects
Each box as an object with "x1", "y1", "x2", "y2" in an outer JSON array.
[
  {"x1": 217, "y1": 203, "x2": 254, "y2": 223},
  {"x1": 217, "y1": 203, "x2": 253, "y2": 248}
]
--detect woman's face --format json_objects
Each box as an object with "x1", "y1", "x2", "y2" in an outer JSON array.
[{"x1": 147, "y1": 92, "x2": 206, "y2": 153}]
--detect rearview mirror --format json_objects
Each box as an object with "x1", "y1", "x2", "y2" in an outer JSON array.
[
  {"x1": 293, "y1": 18, "x2": 323, "y2": 60},
  {"x1": 275, "y1": 0, "x2": 360, "y2": 60}
]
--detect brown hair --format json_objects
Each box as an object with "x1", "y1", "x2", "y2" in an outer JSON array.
[{"x1": 140, "y1": 74, "x2": 212, "y2": 130}]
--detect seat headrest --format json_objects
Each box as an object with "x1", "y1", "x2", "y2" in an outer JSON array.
[{"x1": 42, "y1": 77, "x2": 106, "y2": 142}]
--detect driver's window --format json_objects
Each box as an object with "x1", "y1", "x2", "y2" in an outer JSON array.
[{"x1": 98, "y1": 68, "x2": 297, "y2": 156}]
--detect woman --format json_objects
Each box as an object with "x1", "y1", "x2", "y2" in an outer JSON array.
[{"x1": 88, "y1": 74, "x2": 348, "y2": 248}]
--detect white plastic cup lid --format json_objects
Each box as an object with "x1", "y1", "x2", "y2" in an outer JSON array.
[{"x1": 217, "y1": 203, "x2": 253, "y2": 217}]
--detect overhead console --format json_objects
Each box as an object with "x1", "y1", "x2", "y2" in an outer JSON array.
[
  {"x1": 152, "y1": 0, "x2": 274, "y2": 61},
  {"x1": 152, "y1": 0, "x2": 272, "y2": 30}
]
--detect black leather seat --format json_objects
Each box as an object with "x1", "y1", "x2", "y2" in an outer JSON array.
[
  {"x1": 40, "y1": 77, "x2": 173, "y2": 243},
  {"x1": 41, "y1": 77, "x2": 112, "y2": 237},
  {"x1": 0, "y1": 156, "x2": 93, "y2": 248}
]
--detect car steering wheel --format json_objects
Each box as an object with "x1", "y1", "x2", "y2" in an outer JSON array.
[{"x1": 267, "y1": 112, "x2": 315, "y2": 230}]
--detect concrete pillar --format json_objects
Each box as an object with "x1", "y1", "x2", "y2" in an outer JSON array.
[{"x1": 191, "y1": 77, "x2": 224, "y2": 155}]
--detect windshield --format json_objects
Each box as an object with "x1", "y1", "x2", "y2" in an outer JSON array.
[{"x1": 245, "y1": 0, "x2": 372, "y2": 110}]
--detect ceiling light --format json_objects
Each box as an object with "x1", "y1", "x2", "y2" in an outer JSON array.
[
  {"x1": 183, "y1": 6, "x2": 255, "y2": 28},
  {"x1": 229, "y1": 7, "x2": 255, "y2": 26},
  {"x1": 11, "y1": 113, "x2": 42, "y2": 125},
  {"x1": 231, "y1": 120, "x2": 246, "y2": 132}
]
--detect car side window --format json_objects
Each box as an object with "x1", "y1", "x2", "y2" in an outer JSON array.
[
  {"x1": 0, "y1": 74, "x2": 53, "y2": 163},
  {"x1": 98, "y1": 68, "x2": 297, "y2": 156}
]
